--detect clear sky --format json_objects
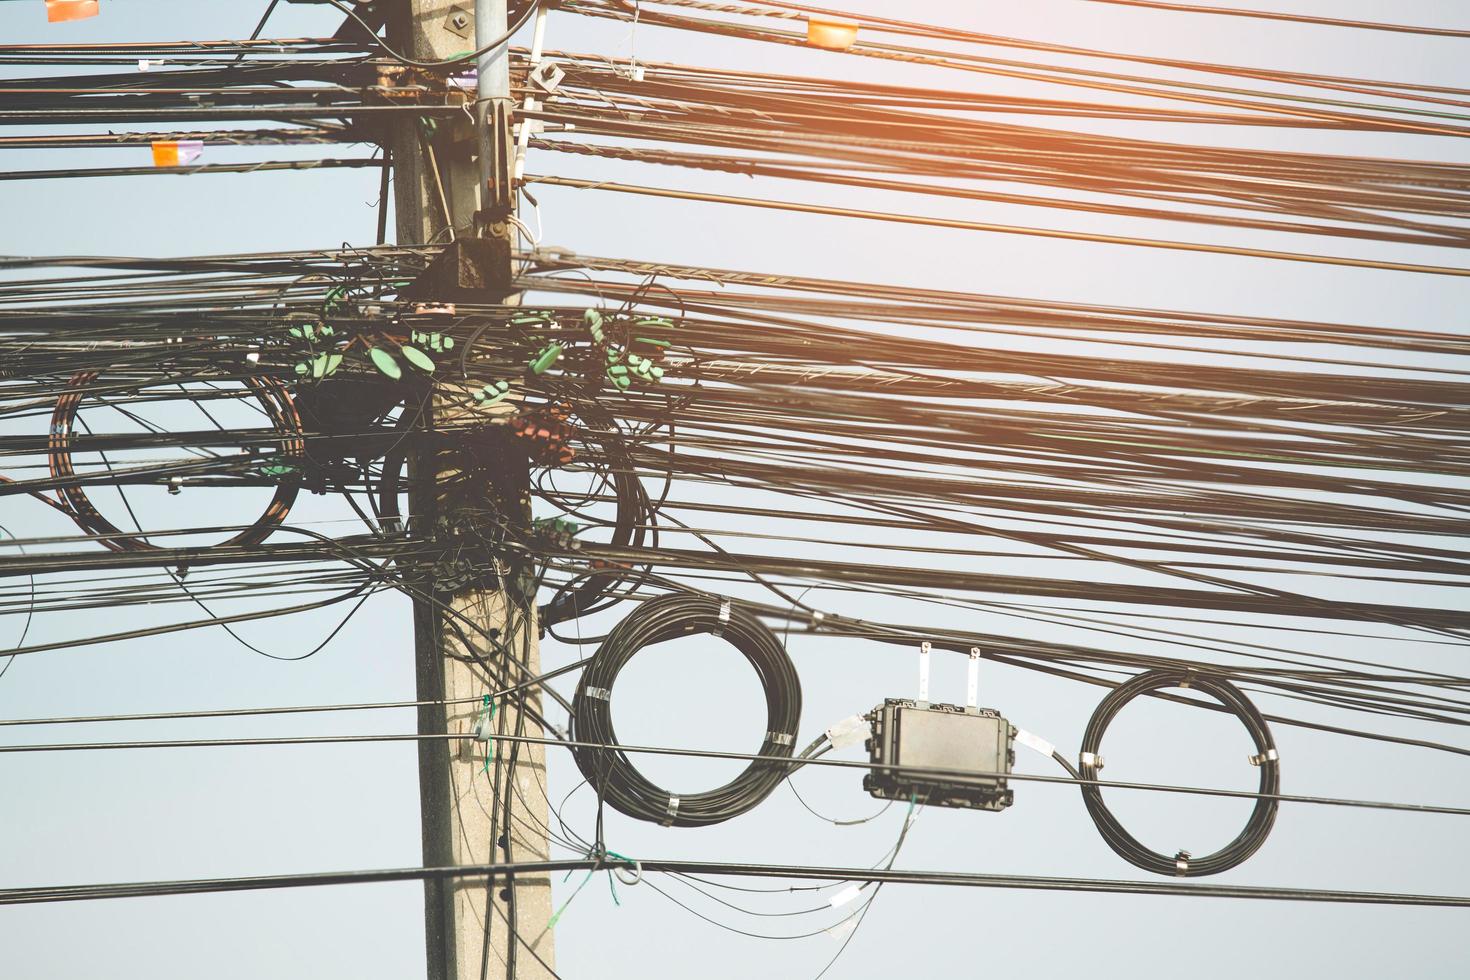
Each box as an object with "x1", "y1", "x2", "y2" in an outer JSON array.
[{"x1": 0, "y1": 2, "x2": 1468, "y2": 978}]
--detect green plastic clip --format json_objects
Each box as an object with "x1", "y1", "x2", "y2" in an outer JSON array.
[
  {"x1": 473, "y1": 379, "x2": 511, "y2": 404},
  {"x1": 530, "y1": 343, "x2": 563, "y2": 375}
]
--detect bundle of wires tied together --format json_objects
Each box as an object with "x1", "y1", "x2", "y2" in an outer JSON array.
[
  {"x1": 571, "y1": 593, "x2": 803, "y2": 827},
  {"x1": 1065, "y1": 668, "x2": 1281, "y2": 877}
]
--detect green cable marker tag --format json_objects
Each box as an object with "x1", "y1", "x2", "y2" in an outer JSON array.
[
  {"x1": 369, "y1": 347, "x2": 402, "y2": 380},
  {"x1": 401, "y1": 345, "x2": 435, "y2": 372}
]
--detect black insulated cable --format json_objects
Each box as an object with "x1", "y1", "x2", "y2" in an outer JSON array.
[
  {"x1": 570, "y1": 592, "x2": 802, "y2": 826},
  {"x1": 1071, "y1": 667, "x2": 1281, "y2": 877}
]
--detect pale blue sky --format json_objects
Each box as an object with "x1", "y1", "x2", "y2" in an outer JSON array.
[{"x1": 1, "y1": 2, "x2": 1468, "y2": 978}]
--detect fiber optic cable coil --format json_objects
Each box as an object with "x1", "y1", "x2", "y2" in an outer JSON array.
[
  {"x1": 571, "y1": 593, "x2": 803, "y2": 827},
  {"x1": 1069, "y1": 668, "x2": 1281, "y2": 877}
]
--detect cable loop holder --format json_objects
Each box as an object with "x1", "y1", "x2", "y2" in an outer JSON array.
[
  {"x1": 1174, "y1": 850, "x2": 1191, "y2": 876},
  {"x1": 611, "y1": 855, "x2": 643, "y2": 886},
  {"x1": 584, "y1": 686, "x2": 612, "y2": 701},
  {"x1": 767, "y1": 731, "x2": 794, "y2": 746},
  {"x1": 1249, "y1": 748, "x2": 1279, "y2": 766},
  {"x1": 917, "y1": 640, "x2": 932, "y2": 705},
  {"x1": 661, "y1": 795, "x2": 680, "y2": 827},
  {"x1": 1080, "y1": 751, "x2": 1105, "y2": 770},
  {"x1": 966, "y1": 646, "x2": 981, "y2": 709}
]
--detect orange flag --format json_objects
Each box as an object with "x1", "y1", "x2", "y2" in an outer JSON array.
[
  {"x1": 46, "y1": 0, "x2": 100, "y2": 22},
  {"x1": 150, "y1": 140, "x2": 204, "y2": 167}
]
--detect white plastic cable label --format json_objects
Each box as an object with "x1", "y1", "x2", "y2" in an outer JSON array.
[
  {"x1": 1014, "y1": 729, "x2": 1055, "y2": 758},
  {"x1": 827, "y1": 885, "x2": 861, "y2": 909},
  {"x1": 825, "y1": 714, "x2": 868, "y2": 750}
]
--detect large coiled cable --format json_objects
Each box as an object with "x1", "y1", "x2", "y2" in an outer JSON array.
[
  {"x1": 48, "y1": 371, "x2": 303, "y2": 552},
  {"x1": 1066, "y1": 667, "x2": 1280, "y2": 877},
  {"x1": 571, "y1": 593, "x2": 802, "y2": 827}
]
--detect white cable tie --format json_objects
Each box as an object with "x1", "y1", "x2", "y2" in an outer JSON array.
[
  {"x1": 661, "y1": 795, "x2": 680, "y2": 826},
  {"x1": 585, "y1": 686, "x2": 611, "y2": 701},
  {"x1": 1249, "y1": 748, "x2": 1279, "y2": 766},
  {"x1": 767, "y1": 732, "x2": 794, "y2": 746},
  {"x1": 827, "y1": 884, "x2": 861, "y2": 909},
  {"x1": 1014, "y1": 729, "x2": 1055, "y2": 759},
  {"x1": 712, "y1": 599, "x2": 731, "y2": 638},
  {"x1": 1080, "y1": 751, "x2": 1104, "y2": 770},
  {"x1": 825, "y1": 714, "x2": 867, "y2": 750}
]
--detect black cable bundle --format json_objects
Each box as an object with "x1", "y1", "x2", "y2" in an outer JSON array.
[
  {"x1": 1067, "y1": 667, "x2": 1281, "y2": 877},
  {"x1": 571, "y1": 592, "x2": 802, "y2": 827}
]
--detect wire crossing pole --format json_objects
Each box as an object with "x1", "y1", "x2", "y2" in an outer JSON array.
[{"x1": 388, "y1": 2, "x2": 555, "y2": 978}]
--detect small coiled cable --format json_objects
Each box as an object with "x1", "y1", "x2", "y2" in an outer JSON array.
[{"x1": 1063, "y1": 667, "x2": 1281, "y2": 877}]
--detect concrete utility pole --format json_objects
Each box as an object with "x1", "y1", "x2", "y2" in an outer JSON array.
[{"x1": 386, "y1": 2, "x2": 556, "y2": 978}]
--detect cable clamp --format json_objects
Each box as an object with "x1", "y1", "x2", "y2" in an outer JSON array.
[
  {"x1": 1174, "y1": 850, "x2": 1191, "y2": 876},
  {"x1": 712, "y1": 598, "x2": 731, "y2": 638},
  {"x1": 661, "y1": 795, "x2": 680, "y2": 827},
  {"x1": 529, "y1": 61, "x2": 565, "y2": 95},
  {"x1": 1248, "y1": 748, "x2": 1279, "y2": 766},
  {"x1": 767, "y1": 731, "x2": 794, "y2": 746},
  {"x1": 584, "y1": 686, "x2": 612, "y2": 701},
  {"x1": 1080, "y1": 751, "x2": 1104, "y2": 770},
  {"x1": 611, "y1": 855, "x2": 642, "y2": 886}
]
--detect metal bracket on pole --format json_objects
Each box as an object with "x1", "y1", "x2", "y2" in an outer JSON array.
[
  {"x1": 476, "y1": 0, "x2": 515, "y2": 230},
  {"x1": 513, "y1": 4, "x2": 551, "y2": 182}
]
